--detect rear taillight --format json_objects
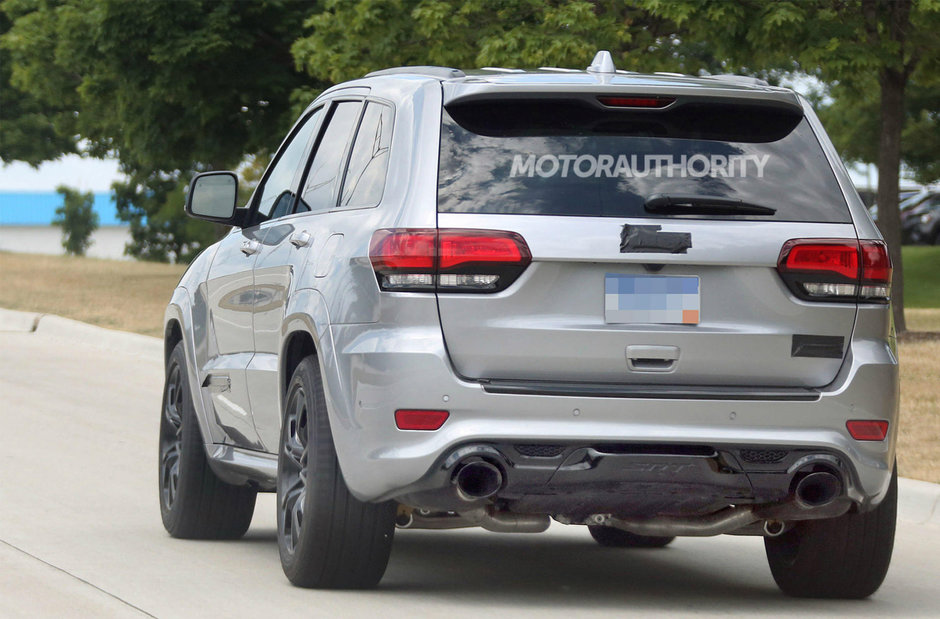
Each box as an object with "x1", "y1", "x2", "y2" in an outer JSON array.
[
  {"x1": 858, "y1": 241, "x2": 892, "y2": 301},
  {"x1": 776, "y1": 239, "x2": 891, "y2": 303},
  {"x1": 369, "y1": 229, "x2": 531, "y2": 293}
]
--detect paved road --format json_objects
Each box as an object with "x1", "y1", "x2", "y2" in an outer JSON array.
[{"x1": 1, "y1": 314, "x2": 939, "y2": 618}]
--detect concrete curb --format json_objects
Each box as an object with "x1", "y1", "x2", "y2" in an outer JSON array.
[
  {"x1": 0, "y1": 308, "x2": 42, "y2": 333},
  {"x1": 898, "y1": 477, "x2": 940, "y2": 527},
  {"x1": 0, "y1": 308, "x2": 162, "y2": 359}
]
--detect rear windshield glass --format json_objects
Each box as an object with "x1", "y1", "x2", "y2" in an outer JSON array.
[{"x1": 438, "y1": 99, "x2": 851, "y2": 222}]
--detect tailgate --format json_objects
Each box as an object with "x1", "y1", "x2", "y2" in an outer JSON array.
[{"x1": 436, "y1": 214, "x2": 856, "y2": 388}]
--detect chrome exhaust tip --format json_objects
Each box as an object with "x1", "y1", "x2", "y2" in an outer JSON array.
[
  {"x1": 763, "y1": 519, "x2": 786, "y2": 537},
  {"x1": 395, "y1": 511, "x2": 414, "y2": 528},
  {"x1": 794, "y1": 471, "x2": 842, "y2": 509},
  {"x1": 453, "y1": 460, "x2": 503, "y2": 501}
]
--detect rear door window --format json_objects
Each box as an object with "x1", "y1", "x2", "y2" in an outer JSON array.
[
  {"x1": 438, "y1": 99, "x2": 851, "y2": 223},
  {"x1": 299, "y1": 101, "x2": 362, "y2": 212}
]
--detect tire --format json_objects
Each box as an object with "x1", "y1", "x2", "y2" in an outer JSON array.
[
  {"x1": 588, "y1": 525, "x2": 675, "y2": 548},
  {"x1": 158, "y1": 341, "x2": 257, "y2": 539},
  {"x1": 277, "y1": 356, "x2": 397, "y2": 589},
  {"x1": 764, "y1": 465, "x2": 897, "y2": 599}
]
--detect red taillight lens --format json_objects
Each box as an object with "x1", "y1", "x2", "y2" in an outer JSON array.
[
  {"x1": 859, "y1": 240, "x2": 892, "y2": 301},
  {"x1": 369, "y1": 229, "x2": 436, "y2": 271},
  {"x1": 395, "y1": 409, "x2": 449, "y2": 431},
  {"x1": 438, "y1": 232, "x2": 526, "y2": 269},
  {"x1": 846, "y1": 420, "x2": 889, "y2": 441},
  {"x1": 777, "y1": 239, "x2": 891, "y2": 303},
  {"x1": 369, "y1": 228, "x2": 531, "y2": 293},
  {"x1": 369, "y1": 229, "x2": 437, "y2": 291},
  {"x1": 780, "y1": 241, "x2": 859, "y2": 279},
  {"x1": 597, "y1": 96, "x2": 675, "y2": 108}
]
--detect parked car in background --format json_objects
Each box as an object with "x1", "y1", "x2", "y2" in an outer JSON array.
[
  {"x1": 905, "y1": 193, "x2": 940, "y2": 244},
  {"x1": 867, "y1": 187, "x2": 935, "y2": 227},
  {"x1": 159, "y1": 51, "x2": 898, "y2": 599}
]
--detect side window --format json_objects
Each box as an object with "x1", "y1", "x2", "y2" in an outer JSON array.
[
  {"x1": 339, "y1": 102, "x2": 393, "y2": 208},
  {"x1": 299, "y1": 101, "x2": 362, "y2": 212},
  {"x1": 253, "y1": 108, "x2": 322, "y2": 224}
]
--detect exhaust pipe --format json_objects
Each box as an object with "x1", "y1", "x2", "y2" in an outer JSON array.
[
  {"x1": 453, "y1": 460, "x2": 503, "y2": 501},
  {"x1": 595, "y1": 505, "x2": 758, "y2": 537},
  {"x1": 394, "y1": 508, "x2": 549, "y2": 532},
  {"x1": 479, "y1": 509, "x2": 549, "y2": 533},
  {"x1": 763, "y1": 520, "x2": 787, "y2": 537},
  {"x1": 794, "y1": 471, "x2": 842, "y2": 509}
]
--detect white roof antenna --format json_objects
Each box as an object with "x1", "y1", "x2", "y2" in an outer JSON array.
[{"x1": 586, "y1": 50, "x2": 616, "y2": 74}]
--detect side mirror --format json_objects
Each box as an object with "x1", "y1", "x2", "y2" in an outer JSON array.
[{"x1": 185, "y1": 171, "x2": 240, "y2": 225}]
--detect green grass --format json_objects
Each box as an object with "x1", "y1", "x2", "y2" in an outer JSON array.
[{"x1": 903, "y1": 246, "x2": 940, "y2": 308}]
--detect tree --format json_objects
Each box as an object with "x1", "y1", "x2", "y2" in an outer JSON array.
[
  {"x1": 1, "y1": 0, "x2": 322, "y2": 261},
  {"x1": 53, "y1": 185, "x2": 98, "y2": 256},
  {"x1": 819, "y1": 80, "x2": 939, "y2": 186},
  {"x1": 0, "y1": 8, "x2": 75, "y2": 164},
  {"x1": 641, "y1": 0, "x2": 940, "y2": 332},
  {"x1": 291, "y1": 0, "x2": 727, "y2": 84}
]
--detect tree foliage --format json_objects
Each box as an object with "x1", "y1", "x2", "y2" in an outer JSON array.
[
  {"x1": 290, "y1": 0, "x2": 726, "y2": 83},
  {"x1": 0, "y1": 7, "x2": 75, "y2": 164},
  {"x1": 53, "y1": 184, "x2": 98, "y2": 256},
  {"x1": 819, "y1": 80, "x2": 939, "y2": 186},
  {"x1": 2, "y1": 0, "x2": 320, "y2": 261}
]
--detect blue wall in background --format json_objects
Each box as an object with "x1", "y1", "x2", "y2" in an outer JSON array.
[{"x1": 0, "y1": 191, "x2": 122, "y2": 226}]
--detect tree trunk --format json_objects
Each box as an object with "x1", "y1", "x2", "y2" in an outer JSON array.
[{"x1": 875, "y1": 67, "x2": 906, "y2": 333}]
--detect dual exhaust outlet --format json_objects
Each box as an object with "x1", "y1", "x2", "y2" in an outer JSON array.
[
  {"x1": 453, "y1": 459, "x2": 504, "y2": 502},
  {"x1": 792, "y1": 470, "x2": 843, "y2": 510},
  {"x1": 447, "y1": 451, "x2": 845, "y2": 539},
  {"x1": 451, "y1": 456, "x2": 844, "y2": 509}
]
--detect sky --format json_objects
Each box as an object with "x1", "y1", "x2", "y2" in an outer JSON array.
[{"x1": 0, "y1": 156, "x2": 123, "y2": 192}]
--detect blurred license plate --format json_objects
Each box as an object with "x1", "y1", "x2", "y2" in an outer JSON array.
[{"x1": 605, "y1": 274, "x2": 700, "y2": 325}]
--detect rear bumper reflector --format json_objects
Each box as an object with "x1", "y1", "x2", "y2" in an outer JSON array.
[
  {"x1": 395, "y1": 409, "x2": 450, "y2": 431},
  {"x1": 846, "y1": 420, "x2": 889, "y2": 441}
]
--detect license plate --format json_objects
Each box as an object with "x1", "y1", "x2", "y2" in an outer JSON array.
[{"x1": 605, "y1": 274, "x2": 700, "y2": 325}]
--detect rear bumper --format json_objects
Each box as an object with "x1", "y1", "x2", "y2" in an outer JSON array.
[{"x1": 325, "y1": 319, "x2": 898, "y2": 510}]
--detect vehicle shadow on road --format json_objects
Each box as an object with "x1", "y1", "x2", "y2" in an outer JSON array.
[
  {"x1": 373, "y1": 529, "x2": 898, "y2": 614},
  {"x1": 208, "y1": 524, "x2": 918, "y2": 615}
]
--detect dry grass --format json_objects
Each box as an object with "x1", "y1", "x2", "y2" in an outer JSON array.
[
  {"x1": 1, "y1": 250, "x2": 938, "y2": 482},
  {"x1": 897, "y1": 338, "x2": 940, "y2": 484},
  {"x1": 906, "y1": 308, "x2": 940, "y2": 332},
  {"x1": 0, "y1": 252, "x2": 186, "y2": 338}
]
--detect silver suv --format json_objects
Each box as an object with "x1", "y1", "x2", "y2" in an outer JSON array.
[{"x1": 160, "y1": 52, "x2": 898, "y2": 597}]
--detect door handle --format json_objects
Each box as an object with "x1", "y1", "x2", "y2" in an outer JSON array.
[
  {"x1": 289, "y1": 230, "x2": 311, "y2": 248},
  {"x1": 240, "y1": 239, "x2": 260, "y2": 256},
  {"x1": 626, "y1": 345, "x2": 679, "y2": 372}
]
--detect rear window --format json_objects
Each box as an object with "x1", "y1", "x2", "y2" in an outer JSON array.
[{"x1": 437, "y1": 99, "x2": 851, "y2": 222}]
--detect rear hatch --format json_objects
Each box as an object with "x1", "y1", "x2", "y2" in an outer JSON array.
[{"x1": 434, "y1": 91, "x2": 859, "y2": 389}]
